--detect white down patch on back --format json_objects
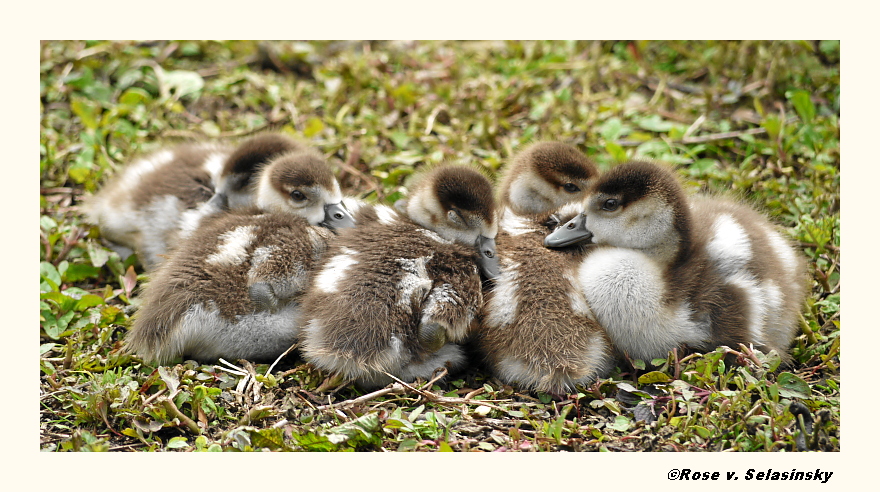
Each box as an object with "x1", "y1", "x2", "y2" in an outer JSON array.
[
  {"x1": 375, "y1": 204, "x2": 398, "y2": 225},
  {"x1": 418, "y1": 228, "x2": 452, "y2": 244},
  {"x1": 178, "y1": 202, "x2": 223, "y2": 239},
  {"x1": 765, "y1": 227, "x2": 800, "y2": 273},
  {"x1": 206, "y1": 225, "x2": 256, "y2": 267},
  {"x1": 396, "y1": 256, "x2": 433, "y2": 311},
  {"x1": 707, "y1": 214, "x2": 753, "y2": 276},
  {"x1": 139, "y1": 194, "x2": 184, "y2": 269},
  {"x1": 118, "y1": 149, "x2": 176, "y2": 192},
  {"x1": 724, "y1": 270, "x2": 769, "y2": 347},
  {"x1": 577, "y1": 247, "x2": 708, "y2": 360},
  {"x1": 499, "y1": 208, "x2": 535, "y2": 236},
  {"x1": 483, "y1": 257, "x2": 520, "y2": 328},
  {"x1": 247, "y1": 245, "x2": 277, "y2": 282},
  {"x1": 314, "y1": 247, "x2": 359, "y2": 293},
  {"x1": 421, "y1": 283, "x2": 471, "y2": 341},
  {"x1": 202, "y1": 150, "x2": 228, "y2": 184}
]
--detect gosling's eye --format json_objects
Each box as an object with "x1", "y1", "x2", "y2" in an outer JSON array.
[
  {"x1": 563, "y1": 183, "x2": 580, "y2": 193},
  {"x1": 602, "y1": 198, "x2": 619, "y2": 211},
  {"x1": 290, "y1": 190, "x2": 306, "y2": 201}
]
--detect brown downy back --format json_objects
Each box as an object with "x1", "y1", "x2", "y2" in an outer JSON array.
[{"x1": 126, "y1": 208, "x2": 329, "y2": 358}]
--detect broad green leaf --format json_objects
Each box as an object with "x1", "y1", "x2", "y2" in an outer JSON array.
[
  {"x1": 389, "y1": 130, "x2": 411, "y2": 149},
  {"x1": 636, "y1": 114, "x2": 676, "y2": 133},
  {"x1": 40, "y1": 343, "x2": 59, "y2": 355},
  {"x1": 70, "y1": 98, "x2": 100, "y2": 130},
  {"x1": 41, "y1": 262, "x2": 61, "y2": 287},
  {"x1": 119, "y1": 87, "x2": 152, "y2": 106},
  {"x1": 166, "y1": 437, "x2": 190, "y2": 449},
  {"x1": 777, "y1": 372, "x2": 811, "y2": 399},
  {"x1": 68, "y1": 161, "x2": 95, "y2": 185},
  {"x1": 87, "y1": 242, "x2": 110, "y2": 268},
  {"x1": 408, "y1": 404, "x2": 425, "y2": 422},
  {"x1": 786, "y1": 89, "x2": 815, "y2": 124},
  {"x1": 761, "y1": 115, "x2": 782, "y2": 141},
  {"x1": 605, "y1": 142, "x2": 627, "y2": 162},
  {"x1": 693, "y1": 426, "x2": 711, "y2": 439},
  {"x1": 638, "y1": 371, "x2": 671, "y2": 385},
  {"x1": 40, "y1": 216, "x2": 58, "y2": 231},
  {"x1": 74, "y1": 294, "x2": 105, "y2": 312},
  {"x1": 608, "y1": 415, "x2": 632, "y2": 432},
  {"x1": 62, "y1": 263, "x2": 101, "y2": 283},
  {"x1": 163, "y1": 70, "x2": 204, "y2": 99},
  {"x1": 599, "y1": 117, "x2": 624, "y2": 141},
  {"x1": 303, "y1": 117, "x2": 324, "y2": 137},
  {"x1": 249, "y1": 428, "x2": 288, "y2": 450}
]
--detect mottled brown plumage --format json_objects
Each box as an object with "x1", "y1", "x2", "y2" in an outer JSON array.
[
  {"x1": 127, "y1": 209, "x2": 333, "y2": 364},
  {"x1": 84, "y1": 132, "x2": 310, "y2": 270},
  {"x1": 479, "y1": 143, "x2": 613, "y2": 394},
  {"x1": 125, "y1": 150, "x2": 352, "y2": 365},
  {"x1": 300, "y1": 165, "x2": 498, "y2": 388}
]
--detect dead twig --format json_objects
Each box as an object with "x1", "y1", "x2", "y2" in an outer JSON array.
[
  {"x1": 266, "y1": 342, "x2": 298, "y2": 376},
  {"x1": 381, "y1": 371, "x2": 511, "y2": 411},
  {"x1": 315, "y1": 383, "x2": 407, "y2": 411}
]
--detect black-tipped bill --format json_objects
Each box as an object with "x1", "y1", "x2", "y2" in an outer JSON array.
[
  {"x1": 320, "y1": 202, "x2": 356, "y2": 230},
  {"x1": 476, "y1": 235, "x2": 500, "y2": 280},
  {"x1": 206, "y1": 192, "x2": 229, "y2": 211},
  {"x1": 544, "y1": 213, "x2": 593, "y2": 248}
]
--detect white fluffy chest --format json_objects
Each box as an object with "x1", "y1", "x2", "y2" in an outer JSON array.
[{"x1": 576, "y1": 247, "x2": 708, "y2": 360}]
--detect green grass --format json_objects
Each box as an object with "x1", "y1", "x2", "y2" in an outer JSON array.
[{"x1": 39, "y1": 40, "x2": 839, "y2": 452}]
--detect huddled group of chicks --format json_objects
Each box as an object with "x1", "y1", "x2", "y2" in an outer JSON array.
[{"x1": 84, "y1": 132, "x2": 808, "y2": 394}]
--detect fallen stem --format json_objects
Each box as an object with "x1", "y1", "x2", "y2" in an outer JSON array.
[
  {"x1": 161, "y1": 397, "x2": 202, "y2": 435},
  {"x1": 381, "y1": 371, "x2": 511, "y2": 411},
  {"x1": 315, "y1": 383, "x2": 406, "y2": 411},
  {"x1": 799, "y1": 313, "x2": 819, "y2": 345},
  {"x1": 266, "y1": 342, "x2": 298, "y2": 376}
]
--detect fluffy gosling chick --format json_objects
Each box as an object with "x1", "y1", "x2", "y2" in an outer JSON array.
[
  {"x1": 83, "y1": 133, "x2": 303, "y2": 270},
  {"x1": 480, "y1": 142, "x2": 614, "y2": 394},
  {"x1": 299, "y1": 165, "x2": 498, "y2": 389},
  {"x1": 545, "y1": 160, "x2": 807, "y2": 362},
  {"x1": 125, "y1": 150, "x2": 355, "y2": 365}
]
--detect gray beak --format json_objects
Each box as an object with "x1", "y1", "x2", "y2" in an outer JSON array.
[
  {"x1": 476, "y1": 235, "x2": 500, "y2": 280},
  {"x1": 544, "y1": 213, "x2": 593, "y2": 248},
  {"x1": 206, "y1": 192, "x2": 229, "y2": 211},
  {"x1": 320, "y1": 202, "x2": 356, "y2": 230}
]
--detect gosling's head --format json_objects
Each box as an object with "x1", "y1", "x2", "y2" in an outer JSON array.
[
  {"x1": 256, "y1": 149, "x2": 355, "y2": 230},
  {"x1": 210, "y1": 133, "x2": 304, "y2": 210},
  {"x1": 499, "y1": 142, "x2": 598, "y2": 217},
  {"x1": 546, "y1": 161, "x2": 690, "y2": 260},
  {"x1": 405, "y1": 164, "x2": 499, "y2": 278}
]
